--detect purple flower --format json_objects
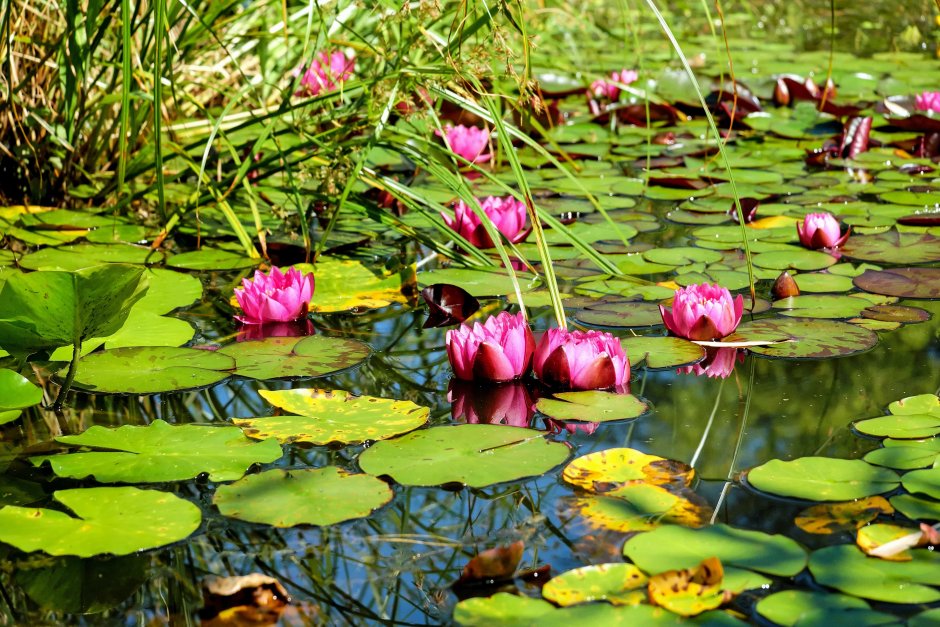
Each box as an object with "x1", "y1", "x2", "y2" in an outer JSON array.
[
  {"x1": 446, "y1": 312, "x2": 535, "y2": 382},
  {"x1": 295, "y1": 50, "x2": 354, "y2": 97},
  {"x1": 797, "y1": 212, "x2": 850, "y2": 249},
  {"x1": 660, "y1": 283, "x2": 744, "y2": 341},
  {"x1": 442, "y1": 195, "x2": 528, "y2": 248},
  {"x1": 533, "y1": 329, "x2": 629, "y2": 390},
  {"x1": 234, "y1": 267, "x2": 315, "y2": 324}
]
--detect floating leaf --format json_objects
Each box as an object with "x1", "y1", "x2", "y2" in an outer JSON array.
[
  {"x1": 857, "y1": 523, "x2": 920, "y2": 561},
  {"x1": 842, "y1": 230, "x2": 940, "y2": 265},
  {"x1": 0, "y1": 487, "x2": 200, "y2": 557},
  {"x1": 213, "y1": 467, "x2": 393, "y2": 527},
  {"x1": 453, "y1": 592, "x2": 555, "y2": 626},
  {"x1": 902, "y1": 467, "x2": 940, "y2": 500},
  {"x1": 563, "y1": 447, "x2": 694, "y2": 492},
  {"x1": 647, "y1": 557, "x2": 725, "y2": 617},
  {"x1": 853, "y1": 267, "x2": 940, "y2": 299},
  {"x1": 541, "y1": 563, "x2": 647, "y2": 607},
  {"x1": 746, "y1": 457, "x2": 900, "y2": 501},
  {"x1": 357, "y1": 425, "x2": 569, "y2": 488},
  {"x1": 864, "y1": 445, "x2": 939, "y2": 470},
  {"x1": 888, "y1": 394, "x2": 940, "y2": 416},
  {"x1": 69, "y1": 346, "x2": 234, "y2": 394},
  {"x1": 566, "y1": 485, "x2": 708, "y2": 533},
  {"x1": 737, "y1": 318, "x2": 877, "y2": 359},
  {"x1": 299, "y1": 258, "x2": 416, "y2": 313},
  {"x1": 0, "y1": 369, "x2": 42, "y2": 411},
  {"x1": 622, "y1": 336, "x2": 705, "y2": 369},
  {"x1": 217, "y1": 335, "x2": 370, "y2": 380},
  {"x1": 234, "y1": 389, "x2": 428, "y2": 445},
  {"x1": 418, "y1": 268, "x2": 538, "y2": 297},
  {"x1": 17, "y1": 243, "x2": 158, "y2": 271},
  {"x1": 623, "y1": 524, "x2": 807, "y2": 577},
  {"x1": 854, "y1": 414, "x2": 940, "y2": 439},
  {"x1": 32, "y1": 420, "x2": 282, "y2": 483},
  {"x1": 773, "y1": 295, "x2": 868, "y2": 319},
  {"x1": 575, "y1": 302, "x2": 665, "y2": 328},
  {"x1": 890, "y1": 494, "x2": 940, "y2": 522},
  {"x1": 166, "y1": 247, "x2": 258, "y2": 270},
  {"x1": 753, "y1": 249, "x2": 838, "y2": 271},
  {"x1": 0, "y1": 265, "x2": 148, "y2": 357},
  {"x1": 535, "y1": 391, "x2": 647, "y2": 423},
  {"x1": 808, "y1": 544, "x2": 940, "y2": 603},
  {"x1": 756, "y1": 590, "x2": 871, "y2": 627},
  {"x1": 794, "y1": 496, "x2": 894, "y2": 535}
]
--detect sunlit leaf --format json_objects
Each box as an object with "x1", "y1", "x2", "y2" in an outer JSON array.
[
  {"x1": 69, "y1": 346, "x2": 234, "y2": 393},
  {"x1": 854, "y1": 414, "x2": 940, "y2": 439},
  {"x1": 298, "y1": 258, "x2": 416, "y2": 313},
  {"x1": 746, "y1": 457, "x2": 900, "y2": 501},
  {"x1": 756, "y1": 590, "x2": 872, "y2": 627},
  {"x1": 541, "y1": 563, "x2": 647, "y2": 607},
  {"x1": 217, "y1": 335, "x2": 370, "y2": 380},
  {"x1": 563, "y1": 447, "x2": 694, "y2": 493},
  {"x1": 622, "y1": 336, "x2": 705, "y2": 369},
  {"x1": 647, "y1": 557, "x2": 725, "y2": 617},
  {"x1": 857, "y1": 523, "x2": 920, "y2": 561},
  {"x1": 794, "y1": 496, "x2": 894, "y2": 534},
  {"x1": 737, "y1": 318, "x2": 878, "y2": 359},
  {"x1": 535, "y1": 391, "x2": 647, "y2": 423},
  {"x1": 809, "y1": 544, "x2": 940, "y2": 603}
]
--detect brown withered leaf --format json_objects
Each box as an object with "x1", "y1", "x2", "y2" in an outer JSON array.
[
  {"x1": 455, "y1": 540, "x2": 524, "y2": 586},
  {"x1": 200, "y1": 573, "x2": 290, "y2": 624}
]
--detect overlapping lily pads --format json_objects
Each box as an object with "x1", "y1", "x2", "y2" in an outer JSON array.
[
  {"x1": 357, "y1": 425, "x2": 569, "y2": 488},
  {"x1": 213, "y1": 467, "x2": 393, "y2": 527},
  {"x1": 217, "y1": 335, "x2": 371, "y2": 380},
  {"x1": 234, "y1": 389, "x2": 429, "y2": 445},
  {"x1": 734, "y1": 318, "x2": 877, "y2": 359},
  {"x1": 31, "y1": 420, "x2": 282, "y2": 482},
  {"x1": 0, "y1": 487, "x2": 201, "y2": 556},
  {"x1": 69, "y1": 347, "x2": 235, "y2": 393},
  {"x1": 809, "y1": 544, "x2": 940, "y2": 603},
  {"x1": 854, "y1": 267, "x2": 940, "y2": 299},
  {"x1": 622, "y1": 336, "x2": 705, "y2": 369}
]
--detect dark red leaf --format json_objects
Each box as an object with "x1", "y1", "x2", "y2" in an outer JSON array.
[
  {"x1": 421, "y1": 283, "x2": 480, "y2": 328},
  {"x1": 728, "y1": 198, "x2": 760, "y2": 224},
  {"x1": 840, "y1": 117, "x2": 872, "y2": 159}
]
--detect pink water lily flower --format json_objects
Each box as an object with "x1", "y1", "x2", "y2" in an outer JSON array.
[
  {"x1": 533, "y1": 329, "x2": 629, "y2": 391},
  {"x1": 915, "y1": 91, "x2": 940, "y2": 113},
  {"x1": 439, "y1": 124, "x2": 491, "y2": 164},
  {"x1": 797, "y1": 212, "x2": 850, "y2": 249},
  {"x1": 295, "y1": 50, "x2": 355, "y2": 97},
  {"x1": 442, "y1": 195, "x2": 528, "y2": 248},
  {"x1": 446, "y1": 311, "x2": 535, "y2": 382},
  {"x1": 590, "y1": 69, "x2": 638, "y2": 100},
  {"x1": 660, "y1": 283, "x2": 744, "y2": 341},
  {"x1": 234, "y1": 266, "x2": 315, "y2": 325}
]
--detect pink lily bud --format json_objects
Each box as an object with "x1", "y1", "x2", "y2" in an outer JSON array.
[
  {"x1": 660, "y1": 283, "x2": 744, "y2": 341},
  {"x1": 533, "y1": 329, "x2": 629, "y2": 391},
  {"x1": 441, "y1": 196, "x2": 528, "y2": 249},
  {"x1": 234, "y1": 267, "x2": 315, "y2": 325},
  {"x1": 294, "y1": 50, "x2": 355, "y2": 98},
  {"x1": 590, "y1": 69, "x2": 638, "y2": 101},
  {"x1": 438, "y1": 124, "x2": 491, "y2": 164},
  {"x1": 797, "y1": 212, "x2": 850, "y2": 249},
  {"x1": 445, "y1": 312, "x2": 535, "y2": 382}
]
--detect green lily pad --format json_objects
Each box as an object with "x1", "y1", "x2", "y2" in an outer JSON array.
[
  {"x1": 16, "y1": 243, "x2": 159, "y2": 271},
  {"x1": 85, "y1": 224, "x2": 150, "y2": 244},
  {"x1": 357, "y1": 424, "x2": 569, "y2": 488},
  {"x1": 809, "y1": 544, "x2": 940, "y2": 603},
  {"x1": 69, "y1": 346, "x2": 234, "y2": 394},
  {"x1": 773, "y1": 295, "x2": 869, "y2": 319},
  {"x1": 134, "y1": 268, "x2": 203, "y2": 314},
  {"x1": 0, "y1": 487, "x2": 201, "y2": 557},
  {"x1": 890, "y1": 494, "x2": 940, "y2": 522},
  {"x1": 31, "y1": 419, "x2": 282, "y2": 483},
  {"x1": 453, "y1": 592, "x2": 555, "y2": 626},
  {"x1": 623, "y1": 523, "x2": 807, "y2": 577},
  {"x1": 878, "y1": 190, "x2": 940, "y2": 206},
  {"x1": 622, "y1": 336, "x2": 705, "y2": 369},
  {"x1": 756, "y1": 590, "x2": 870, "y2": 627},
  {"x1": 737, "y1": 318, "x2": 877, "y2": 359},
  {"x1": 0, "y1": 264, "x2": 148, "y2": 358},
  {"x1": 793, "y1": 272, "x2": 856, "y2": 293},
  {"x1": 842, "y1": 231, "x2": 940, "y2": 265},
  {"x1": 535, "y1": 391, "x2": 647, "y2": 423},
  {"x1": 566, "y1": 487, "x2": 706, "y2": 533},
  {"x1": 853, "y1": 267, "x2": 940, "y2": 299},
  {"x1": 860, "y1": 304, "x2": 930, "y2": 324},
  {"x1": 889, "y1": 394, "x2": 940, "y2": 416},
  {"x1": 234, "y1": 388, "x2": 428, "y2": 445},
  {"x1": 418, "y1": 268, "x2": 538, "y2": 297},
  {"x1": 753, "y1": 249, "x2": 838, "y2": 271},
  {"x1": 574, "y1": 302, "x2": 664, "y2": 328},
  {"x1": 217, "y1": 335, "x2": 371, "y2": 380},
  {"x1": 643, "y1": 247, "x2": 723, "y2": 266},
  {"x1": 911, "y1": 609, "x2": 940, "y2": 627},
  {"x1": 16, "y1": 555, "x2": 149, "y2": 614},
  {"x1": 746, "y1": 457, "x2": 900, "y2": 501},
  {"x1": 902, "y1": 467, "x2": 940, "y2": 500},
  {"x1": 102, "y1": 310, "x2": 195, "y2": 349},
  {"x1": 541, "y1": 563, "x2": 647, "y2": 607},
  {"x1": 794, "y1": 608, "x2": 904, "y2": 627},
  {"x1": 0, "y1": 369, "x2": 42, "y2": 411},
  {"x1": 213, "y1": 467, "x2": 393, "y2": 527},
  {"x1": 854, "y1": 414, "x2": 940, "y2": 439},
  {"x1": 863, "y1": 446, "x2": 939, "y2": 470},
  {"x1": 165, "y1": 247, "x2": 259, "y2": 270}
]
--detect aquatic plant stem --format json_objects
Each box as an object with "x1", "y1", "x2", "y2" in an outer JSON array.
[
  {"x1": 53, "y1": 338, "x2": 82, "y2": 412},
  {"x1": 642, "y1": 0, "x2": 757, "y2": 305},
  {"x1": 690, "y1": 377, "x2": 725, "y2": 469},
  {"x1": 710, "y1": 354, "x2": 755, "y2": 524}
]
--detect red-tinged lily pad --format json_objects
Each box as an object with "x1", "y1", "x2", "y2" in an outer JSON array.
[
  {"x1": 421, "y1": 283, "x2": 480, "y2": 328},
  {"x1": 736, "y1": 318, "x2": 877, "y2": 359},
  {"x1": 860, "y1": 304, "x2": 931, "y2": 323},
  {"x1": 842, "y1": 230, "x2": 940, "y2": 265},
  {"x1": 853, "y1": 267, "x2": 940, "y2": 299}
]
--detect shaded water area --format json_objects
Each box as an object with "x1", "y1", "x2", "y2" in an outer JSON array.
[{"x1": 3, "y1": 0, "x2": 940, "y2": 625}]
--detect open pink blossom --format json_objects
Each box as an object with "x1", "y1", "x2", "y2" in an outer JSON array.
[
  {"x1": 797, "y1": 212, "x2": 850, "y2": 249},
  {"x1": 448, "y1": 380, "x2": 534, "y2": 427},
  {"x1": 678, "y1": 347, "x2": 744, "y2": 379},
  {"x1": 915, "y1": 91, "x2": 940, "y2": 113},
  {"x1": 660, "y1": 283, "x2": 743, "y2": 341},
  {"x1": 442, "y1": 195, "x2": 528, "y2": 248},
  {"x1": 446, "y1": 312, "x2": 534, "y2": 382},
  {"x1": 234, "y1": 266, "x2": 315, "y2": 325},
  {"x1": 438, "y1": 124, "x2": 491, "y2": 164},
  {"x1": 294, "y1": 50, "x2": 355, "y2": 98},
  {"x1": 533, "y1": 329, "x2": 629, "y2": 390},
  {"x1": 590, "y1": 69, "x2": 638, "y2": 100}
]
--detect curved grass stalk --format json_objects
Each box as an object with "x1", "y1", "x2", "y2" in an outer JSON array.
[{"x1": 642, "y1": 0, "x2": 757, "y2": 305}]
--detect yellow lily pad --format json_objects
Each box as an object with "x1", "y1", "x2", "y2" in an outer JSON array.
[
  {"x1": 794, "y1": 496, "x2": 894, "y2": 535},
  {"x1": 562, "y1": 447, "x2": 694, "y2": 493},
  {"x1": 297, "y1": 258, "x2": 416, "y2": 313},
  {"x1": 648, "y1": 556, "x2": 726, "y2": 617},
  {"x1": 541, "y1": 563, "x2": 647, "y2": 607}
]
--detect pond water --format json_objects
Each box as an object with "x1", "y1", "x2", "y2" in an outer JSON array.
[{"x1": 3, "y1": 2, "x2": 940, "y2": 625}]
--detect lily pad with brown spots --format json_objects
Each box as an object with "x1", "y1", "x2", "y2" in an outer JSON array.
[
  {"x1": 562, "y1": 447, "x2": 694, "y2": 493},
  {"x1": 842, "y1": 230, "x2": 940, "y2": 265},
  {"x1": 854, "y1": 267, "x2": 940, "y2": 299},
  {"x1": 541, "y1": 563, "x2": 647, "y2": 607},
  {"x1": 736, "y1": 318, "x2": 877, "y2": 359}
]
